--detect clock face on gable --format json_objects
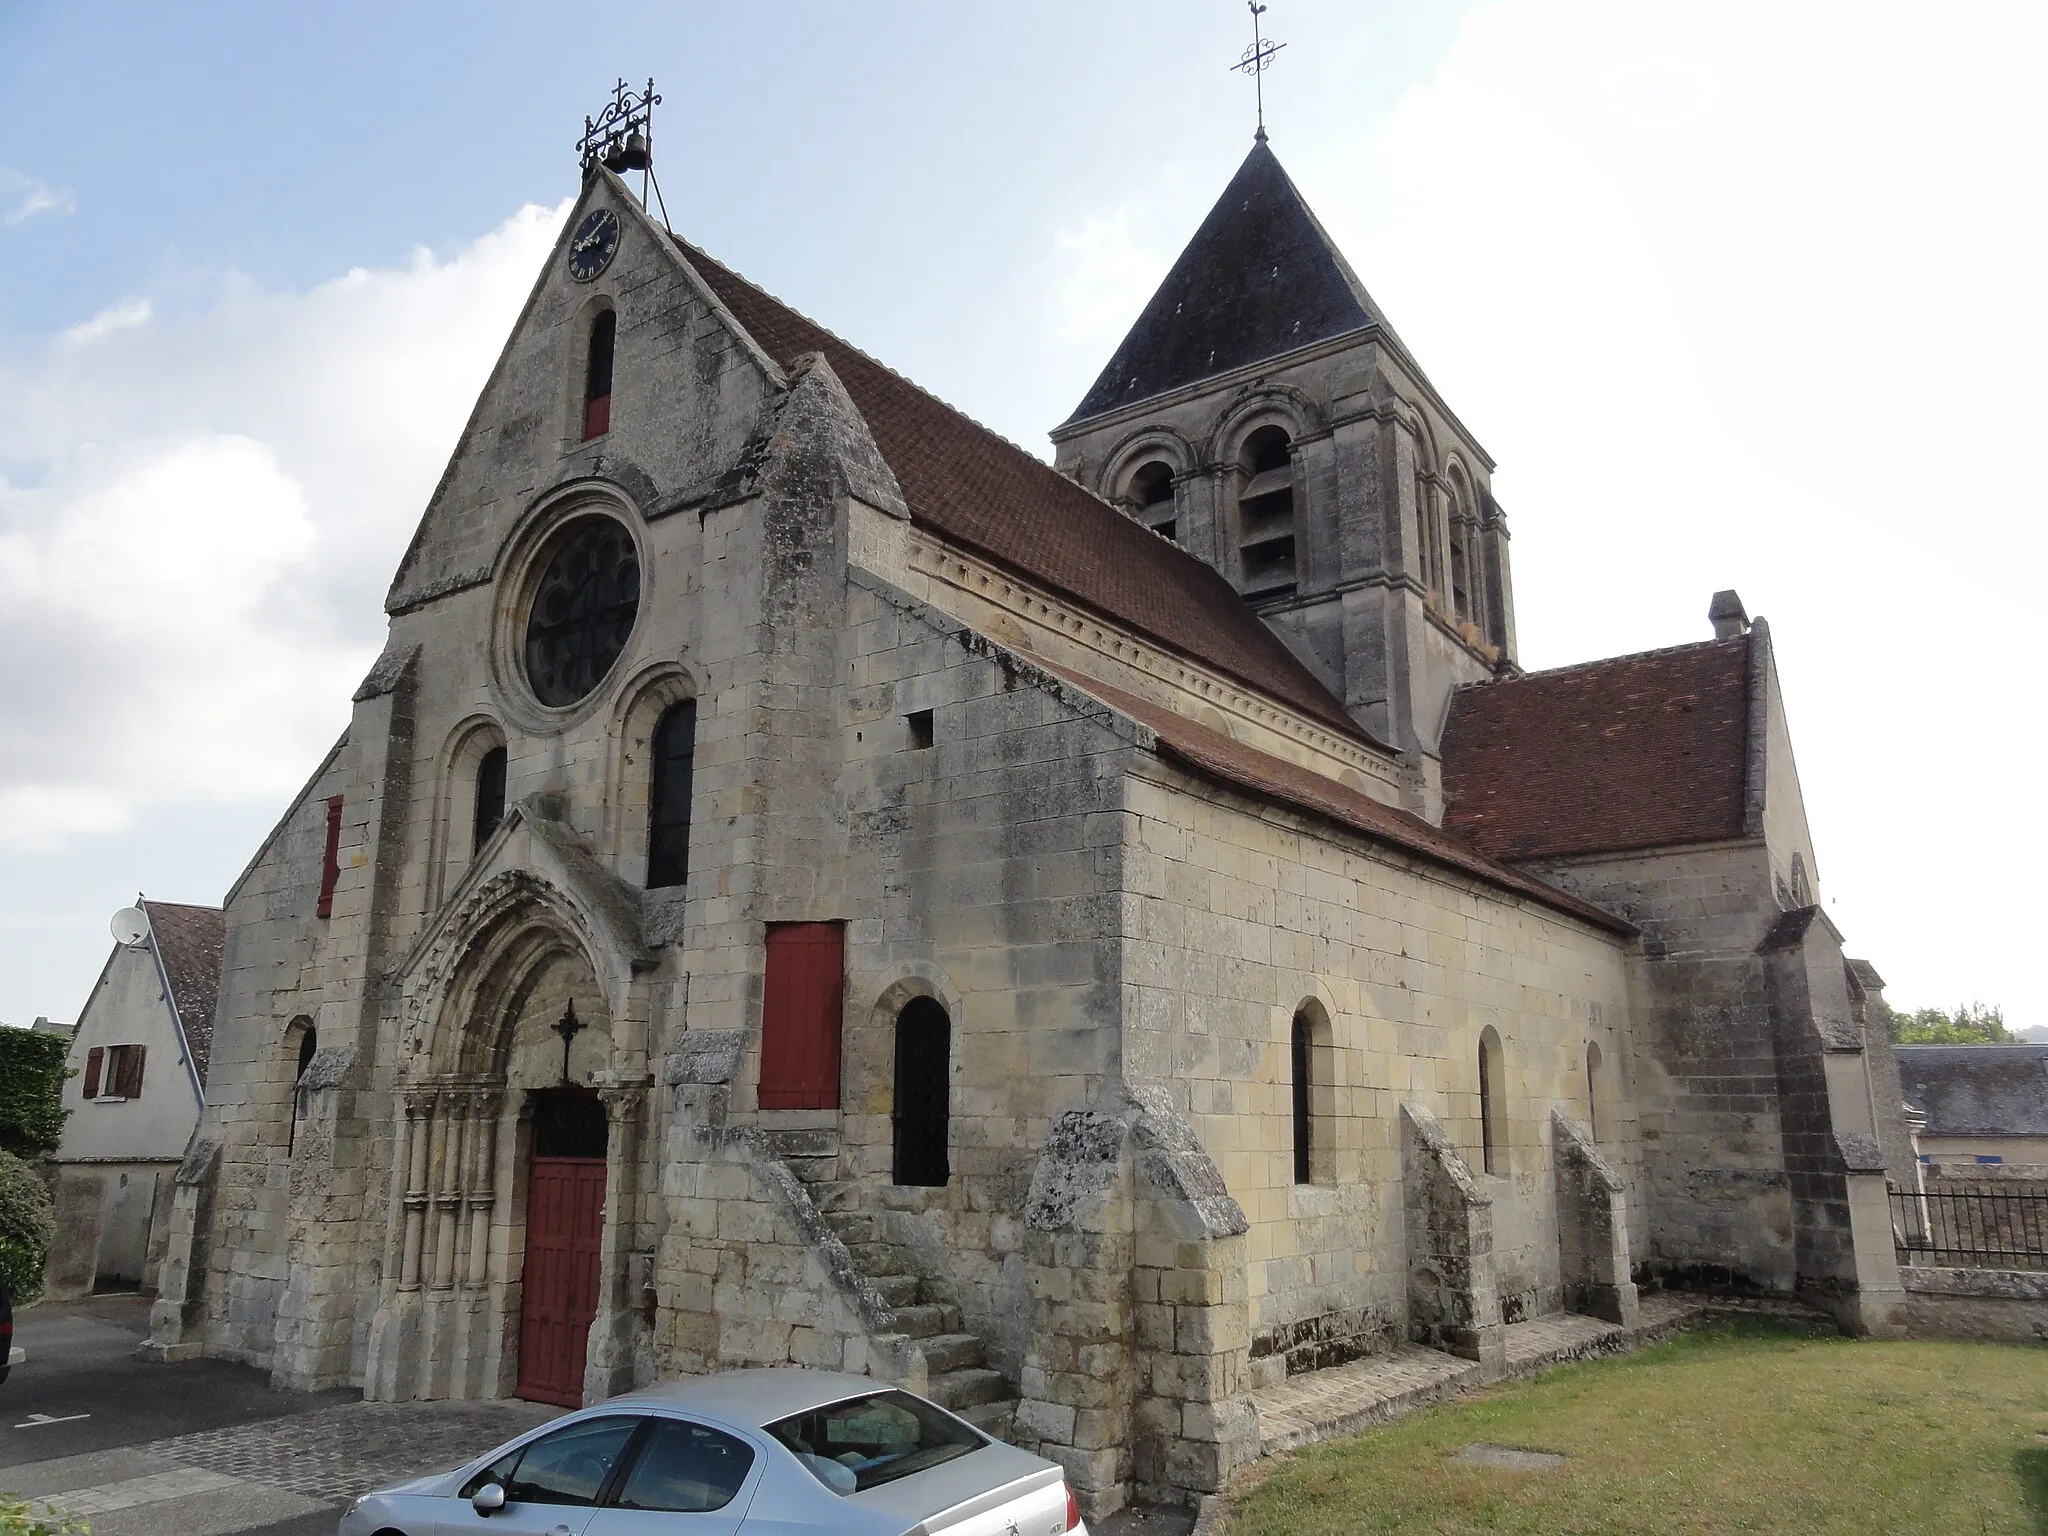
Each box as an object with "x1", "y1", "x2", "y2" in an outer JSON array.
[{"x1": 566, "y1": 207, "x2": 621, "y2": 282}]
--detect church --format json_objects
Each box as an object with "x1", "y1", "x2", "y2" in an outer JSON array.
[{"x1": 143, "y1": 120, "x2": 1917, "y2": 1517}]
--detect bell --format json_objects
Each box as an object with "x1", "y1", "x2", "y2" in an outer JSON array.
[
  {"x1": 602, "y1": 137, "x2": 630, "y2": 173},
  {"x1": 620, "y1": 128, "x2": 650, "y2": 171}
]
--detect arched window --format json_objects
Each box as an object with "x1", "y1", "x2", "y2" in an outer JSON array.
[
  {"x1": 1291, "y1": 1011, "x2": 1314, "y2": 1185},
  {"x1": 287, "y1": 1020, "x2": 317, "y2": 1154},
  {"x1": 1585, "y1": 1041, "x2": 1603, "y2": 1143},
  {"x1": 892, "y1": 997, "x2": 950, "y2": 1187},
  {"x1": 1478, "y1": 1025, "x2": 1506, "y2": 1175},
  {"x1": 1235, "y1": 426, "x2": 1296, "y2": 597},
  {"x1": 583, "y1": 309, "x2": 616, "y2": 440},
  {"x1": 646, "y1": 698, "x2": 697, "y2": 890},
  {"x1": 472, "y1": 745, "x2": 508, "y2": 854},
  {"x1": 1127, "y1": 460, "x2": 1177, "y2": 544}
]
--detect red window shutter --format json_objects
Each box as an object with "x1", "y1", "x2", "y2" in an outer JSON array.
[
  {"x1": 758, "y1": 923, "x2": 844, "y2": 1110},
  {"x1": 582, "y1": 393, "x2": 611, "y2": 440},
  {"x1": 83, "y1": 1046, "x2": 103, "y2": 1099},
  {"x1": 316, "y1": 795, "x2": 344, "y2": 918},
  {"x1": 122, "y1": 1044, "x2": 146, "y2": 1099}
]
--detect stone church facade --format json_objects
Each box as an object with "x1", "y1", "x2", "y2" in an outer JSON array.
[{"x1": 146, "y1": 139, "x2": 1914, "y2": 1514}]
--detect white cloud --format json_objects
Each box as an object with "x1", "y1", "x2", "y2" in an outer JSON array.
[
  {"x1": 61, "y1": 298, "x2": 152, "y2": 344},
  {"x1": 1048, "y1": 206, "x2": 1174, "y2": 352},
  {"x1": 0, "y1": 201, "x2": 567, "y2": 854},
  {"x1": 0, "y1": 167, "x2": 75, "y2": 225}
]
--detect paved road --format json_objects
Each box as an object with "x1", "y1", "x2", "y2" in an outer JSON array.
[
  {"x1": 1, "y1": 1295, "x2": 553, "y2": 1536},
  {"x1": 1, "y1": 1296, "x2": 1192, "y2": 1536}
]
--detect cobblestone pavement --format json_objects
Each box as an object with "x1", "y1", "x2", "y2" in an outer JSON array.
[
  {"x1": 2, "y1": 1298, "x2": 562, "y2": 1536},
  {"x1": 151, "y1": 1397, "x2": 560, "y2": 1505}
]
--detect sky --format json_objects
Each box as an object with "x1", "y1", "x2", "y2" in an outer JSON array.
[{"x1": 0, "y1": 0, "x2": 2043, "y2": 1032}]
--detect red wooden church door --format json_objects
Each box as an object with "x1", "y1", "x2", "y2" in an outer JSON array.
[
  {"x1": 759, "y1": 922, "x2": 844, "y2": 1109},
  {"x1": 517, "y1": 1094, "x2": 608, "y2": 1407}
]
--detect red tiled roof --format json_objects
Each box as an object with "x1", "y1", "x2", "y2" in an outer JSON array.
[
  {"x1": 143, "y1": 899, "x2": 225, "y2": 1081},
  {"x1": 676, "y1": 241, "x2": 1368, "y2": 742},
  {"x1": 1440, "y1": 636, "x2": 1752, "y2": 864},
  {"x1": 1040, "y1": 663, "x2": 1634, "y2": 936}
]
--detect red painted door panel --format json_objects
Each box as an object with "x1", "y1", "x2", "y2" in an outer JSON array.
[
  {"x1": 758, "y1": 923, "x2": 844, "y2": 1109},
  {"x1": 517, "y1": 1156, "x2": 607, "y2": 1407}
]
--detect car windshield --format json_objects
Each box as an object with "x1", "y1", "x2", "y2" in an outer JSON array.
[{"x1": 765, "y1": 1389, "x2": 982, "y2": 1494}]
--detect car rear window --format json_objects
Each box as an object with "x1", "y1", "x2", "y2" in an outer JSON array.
[{"x1": 765, "y1": 1389, "x2": 983, "y2": 1494}]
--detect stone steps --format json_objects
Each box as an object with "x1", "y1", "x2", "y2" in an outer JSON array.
[{"x1": 819, "y1": 1197, "x2": 1018, "y2": 1437}]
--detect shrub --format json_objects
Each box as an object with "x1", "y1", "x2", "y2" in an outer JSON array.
[
  {"x1": 0, "y1": 1030, "x2": 70, "y2": 1159},
  {"x1": 0, "y1": 1149, "x2": 56, "y2": 1304},
  {"x1": 0, "y1": 1492, "x2": 89, "y2": 1535}
]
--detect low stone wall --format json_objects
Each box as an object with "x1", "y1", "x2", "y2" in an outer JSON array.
[{"x1": 1899, "y1": 1266, "x2": 2048, "y2": 1344}]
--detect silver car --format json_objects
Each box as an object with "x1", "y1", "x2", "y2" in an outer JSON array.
[{"x1": 338, "y1": 1368, "x2": 1087, "y2": 1536}]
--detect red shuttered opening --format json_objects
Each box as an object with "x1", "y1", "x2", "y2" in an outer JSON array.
[{"x1": 759, "y1": 922, "x2": 845, "y2": 1110}]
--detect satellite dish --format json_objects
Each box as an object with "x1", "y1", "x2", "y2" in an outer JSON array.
[{"x1": 110, "y1": 906, "x2": 150, "y2": 948}]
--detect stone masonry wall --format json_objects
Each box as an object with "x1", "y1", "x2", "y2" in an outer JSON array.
[
  {"x1": 1527, "y1": 842, "x2": 1796, "y2": 1294},
  {"x1": 1118, "y1": 762, "x2": 1641, "y2": 1380}
]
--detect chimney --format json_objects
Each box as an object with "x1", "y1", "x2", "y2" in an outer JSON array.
[{"x1": 1708, "y1": 590, "x2": 1749, "y2": 641}]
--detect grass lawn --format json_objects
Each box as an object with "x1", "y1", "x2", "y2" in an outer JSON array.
[{"x1": 1229, "y1": 1321, "x2": 2048, "y2": 1536}]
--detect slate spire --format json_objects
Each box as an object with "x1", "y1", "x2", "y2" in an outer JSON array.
[{"x1": 1064, "y1": 140, "x2": 1393, "y2": 426}]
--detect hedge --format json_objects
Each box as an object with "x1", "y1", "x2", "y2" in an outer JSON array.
[
  {"x1": 0, "y1": 1028, "x2": 69, "y2": 1159},
  {"x1": 0, "y1": 1149, "x2": 55, "y2": 1303}
]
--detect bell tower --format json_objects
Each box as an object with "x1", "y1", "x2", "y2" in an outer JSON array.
[{"x1": 1050, "y1": 138, "x2": 1515, "y2": 815}]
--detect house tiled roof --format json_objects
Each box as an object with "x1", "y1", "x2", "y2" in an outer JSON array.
[
  {"x1": 1440, "y1": 636, "x2": 1752, "y2": 864},
  {"x1": 1040, "y1": 662, "x2": 1633, "y2": 937},
  {"x1": 1897, "y1": 1045, "x2": 2048, "y2": 1139},
  {"x1": 1064, "y1": 139, "x2": 1393, "y2": 427},
  {"x1": 677, "y1": 240, "x2": 1370, "y2": 743},
  {"x1": 143, "y1": 899, "x2": 225, "y2": 1081}
]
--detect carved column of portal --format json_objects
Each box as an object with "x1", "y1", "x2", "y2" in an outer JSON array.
[
  {"x1": 464, "y1": 1089, "x2": 502, "y2": 1289},
  {"x1": 398, "y1": 1087, "x2": 437, "y2": 1291},
  {"x1": 432, "y1": 1091, "x2": 470, "y2": 1290},
  {"x1": 586, "y1": 1077, "x2": 652, "y2": 1402}
]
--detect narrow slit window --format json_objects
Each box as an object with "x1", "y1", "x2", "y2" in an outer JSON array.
[
  {"x1": 472, "y1": 745, "x2": 508, "y2": 854},
  {"x1": 316, "y1": 795, "x2": 343, "y2": 918},
  {"x1": 1479, "y1": 1026, "x2": 1506, "y2": 1175},
  {"x1": 583, "y1": 309, "x2": 616, "y2": 440},
  {"x1": 1291, "y1": 1012, "x2": 1313, "y2": 1185},
  {"x1": 646, "y1": 699, "x2": 697, "y2": 890},
  {"x1": 892, "y1": 997, "x2": 951, "y2": 1187}
]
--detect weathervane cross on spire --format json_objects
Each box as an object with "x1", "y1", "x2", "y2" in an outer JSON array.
[{"x1": 1233, "y1": 2, "x2": 1286, "y2": 142}]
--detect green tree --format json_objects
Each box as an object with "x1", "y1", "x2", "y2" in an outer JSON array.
[
  {"x1": 1886, "y1": 1001, "x2": 2011, "y2": 1045},
  {"x1": 0, "y1": 1029, "x2": 70, "y2": 1159}
]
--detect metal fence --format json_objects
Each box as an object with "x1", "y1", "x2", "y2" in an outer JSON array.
[{"x1": 1891, "y1": 1183, "x2": 2048, "y2": 1270}]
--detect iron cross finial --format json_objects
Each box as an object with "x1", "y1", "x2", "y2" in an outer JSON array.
[
  {"x1": 1233, "y1": 2, "x2": 1286, "y2": 142},
  {"x1": 552, "y1": 1000, "x2": 587, "y2": 1085}
]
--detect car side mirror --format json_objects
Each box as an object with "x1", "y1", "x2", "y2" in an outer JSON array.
[{"x1": 471, "y1": 1481, "x2": 508, "y2": 1516}]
